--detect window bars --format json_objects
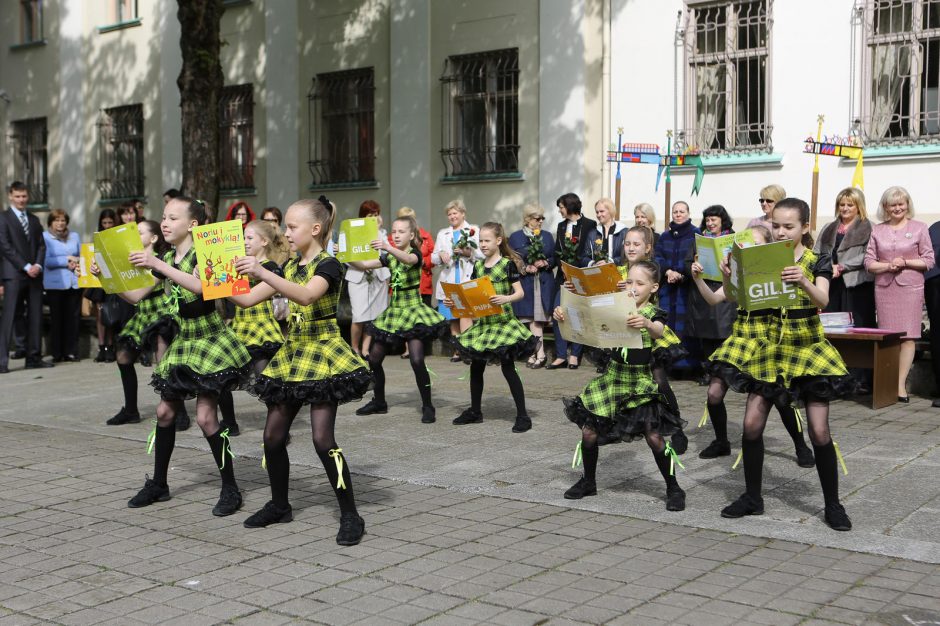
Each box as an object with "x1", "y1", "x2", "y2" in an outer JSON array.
[
  {"x1": 10, "y1": 117, "x2": 47, "y2": 204},
  {"x1": 220, "y1": 84, "x2": 254, "y2": 191},
  {"x1": 96, "y1": 104, "x2": 144, "y2": 200},
  {"x1": 676, "y1": 0, "x2": 772, "y2": 154},
  {"x1": 308, "y1": 68, "x2": 375, "y2": 186},
  {"x1": 853, "y1": 0, "x2": 940, "y2": 144},
  {"x1": 19, "y1": 0, "x2": 42, "y2": 43},
  {"x1": 440, "y1": 48, "x2": 520, "y2": 177}
]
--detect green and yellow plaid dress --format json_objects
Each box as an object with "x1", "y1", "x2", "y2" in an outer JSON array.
[
  {"x1": 253, "y1": 252, "x2": 371, "y2": 406},
  {"x1": 564, "y1": 302, "x2": 686, "y2": 442},
  {"x1": 708, "y1": 250, "x2": 851, "y2": 404},
  {"x1": 231, "y1": 260, "x2": 283, "y2": 363},
  {"x1": 367, "y1": 246, "x2": 447, "y2": 346},
  {"x1": 116, "y1": 279, "x2": 177, "y2": 358},
  {"x1": 453, "y1": 258, "x2": 537, "y2": 363},
  {"x1": 151, "y1": 248, "x2": 251, "y2": 400}
]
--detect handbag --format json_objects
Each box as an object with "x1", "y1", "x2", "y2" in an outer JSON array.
[{"x1": 272, "y1": 295, "x2": 289, "y2": 321}]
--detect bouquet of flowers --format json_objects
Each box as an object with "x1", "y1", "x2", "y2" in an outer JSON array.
[
  {"x1": 453, "y1": 227, "x2": 477, "y2": 253},
  {"x1": 591, "y1": 237, "x2": 609, "y2": 263},
  {"x1": 526, "y1": 229, "x2": 547, "y2": 265},
  {"x1": 558, "y1": 231, "x2": 580, "y2": 265}
]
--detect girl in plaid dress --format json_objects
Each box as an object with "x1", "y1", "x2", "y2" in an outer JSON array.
[
  {"x1": 355, "y1": 215, "x2": 448, "y2": 423},
  {"x1": 555, "y1": 261, "x2": 688, "y2": 511},
  {"x1": 124, "y1": 198, "x2": 252, "y2": 518},
  {"x1": 104, "y1": 220, "x2": 175, "y2": 427},
  {"x1": 232, "y1": 197, "x2": 371, "y2": 545},
  {"x1": 718, "y1": 199, "x2": 853, "y2": 531},
  {"x1": 445, "y1": 222, "x2": 537, "y2": 432},
  {"x1": 690, "y1": 225, "x2": 814, "y2": 467},
  {"x1": 220, "y1": 221, "x2": 290, "y2": 437}
]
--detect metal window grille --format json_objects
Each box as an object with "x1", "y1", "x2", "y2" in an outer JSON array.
[
  {"x1": 307, "y1": 68, "x2": 375, "y2": 185},
  {"x1": 852, "y1": 0, "x2": 940, "y2": 144},
  {"x1": 9, "y1": 117, "x2": 48, "y2": 204},
  {"x1": 114, "y1": 0, "x2": 137, "y2": 22},
  {"x1": 20, "y1": 0, "x2": 42, "y2": 43},
  {"x1": 677, "y1": 1, "x2": 772, "y2": 154},
  {"x1": 96, "y1": 104, "x2": 144, "y2": 200},
  {"x1": 440, "y1": 48, "x2": 519, "y2": 176},
  {"x1": 220, "y1": 84, "x2": 254, "y2": 190}
]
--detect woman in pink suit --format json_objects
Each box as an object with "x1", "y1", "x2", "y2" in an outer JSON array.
[{"x1": 864, "y1": 186, "x2": 935, "y2": 402}]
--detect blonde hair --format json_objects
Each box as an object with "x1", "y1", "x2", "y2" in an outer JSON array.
[
  {"x1": 595, "y1": 197, "x2": 617, "y2": 221},
  {"x1": 444, "y1": 199, "x2": 466, "y2": 216},
  {"x1": 521, "y1": 201, "x2": 545, "y2": 227},
  {"x1": 288, "y1": 197, "x2": 335, "y2": 248},
  {"x1": 878, "y1": 186, "x2": 915, "y2": 221},
  {"x1": 834, "y1": 187, "x2": 868, "y2": 222},
  {"x1": 634, "y1": 202, "x2": 656, "y2": 231},
  {"x1": 245, "y1": 219, "x2": 290, "y2": 265},
  {"x1": 760, "y1": 184, "x2": 787, "y2": 203},
  {"x1": 749, "y1": 224, "x2": 773, "y2": 245},
  {"x1": 397, "y1": 206, "x2": 416, "y2": 219}
]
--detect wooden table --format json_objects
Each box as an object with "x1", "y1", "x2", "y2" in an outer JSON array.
[{"x1": 825, "y1": 330, "x2": 905, "y2": 409}]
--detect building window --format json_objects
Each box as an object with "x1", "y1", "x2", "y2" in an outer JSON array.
[
  {"x1": 854, "y1": 0, "x2": 940, "y2": 144},
  {"x1": 307, "y1": 68, "x2": 375, "y2": 186},
  {"x1": 440, "y1": 48, "x2": 519, "y2": 177},
  {"x1": 10, "y1": 117, "x2": 48, "y2": 205},
  {"x1": 19, "y1": 0, "x2": 42, "y2": 43},
  {"x1": 112, "y1": 0, "x2": 138, "y2": 23},
  {"x1": 678, "y1": 1, "x2": 772, "y2": 154},
  {"x1": 96, "y1": 104, "x2": 144, "y2": 200},
  {"x1": 220, "y1": 84, "x2": 254, "y2": 191}
]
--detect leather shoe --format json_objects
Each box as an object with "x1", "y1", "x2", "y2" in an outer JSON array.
[
  {"x1": 544, "y1": 359, "x2": 567, "y2": 370},
  {"x1": 898, "y1": 395, "x2": 910, "y2": 403},
  {"x1": 25, "y1": 360, "x2": 54, "y2": 369},
  {"x1": 0, "y1": 365, "x2": 8, "y2": 374},
  {"x1": 11, "y1": 350, "x2": 25, "y2": 360}
]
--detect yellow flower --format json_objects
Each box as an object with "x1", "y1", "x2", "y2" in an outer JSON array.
[
  {"x1": 595, "y1": 238, "x2": 603, "y2": 245},
  {"x1": 533, "y1": 228, "x2": 541, "y2": 236},
  {"x1": 565, "y1": 231, "x2": 572, "y2": 240}
]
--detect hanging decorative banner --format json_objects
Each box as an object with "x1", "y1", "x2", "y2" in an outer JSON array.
[
  {"x1": 656, "y1": 149, "x2": 705, "y2": 195},
  {"x1": 606, "y1": 127, "x2": 661, "y2": 213},
  {"x1": 803, "y1": 135, "x2": 864, "y2": 190}
]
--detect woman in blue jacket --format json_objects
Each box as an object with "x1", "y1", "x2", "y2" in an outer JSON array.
[
  {"x1": 654, "y1": 201, "x2": 701, "y2": 374},
  {"x1": 509, "y1": 202, "x2": 556, "y2": 368},
  {"x1": 43, "y1": 209, "x2": 82, "y2": 362}
]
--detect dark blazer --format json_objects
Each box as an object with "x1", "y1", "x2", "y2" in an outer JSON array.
[
  {"x1": 553, "y1": 215, "x2": 597, "y2": 284},
  {"x1": 0, "y1": 208, "x2": 46, "y2": 280},
  {"x1": 508, "y1": 228, "x2": 556, "y2": 318}
]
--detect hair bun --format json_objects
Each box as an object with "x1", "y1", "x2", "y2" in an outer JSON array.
[{"x1": 318, "y1": 195, "x2": 331, "y2": 210}]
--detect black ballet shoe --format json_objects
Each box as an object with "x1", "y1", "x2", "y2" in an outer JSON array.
[
  {"x1": 898, "y1": 396, "x2": 910, "y2": 403},
  {"x1": 421, "y1": 405, "x2": 436, "y2": 424},
  {"x1": 670, "y1": 430, "x2": 689, "y2": 455},
  {"x1": 336, "y1": 513, "x2": 366, "y2": 546},
  {"x1": 564, "y1": 476, "x2": 596, "y2": 499},
  {"x1": 212, "y1": 484, "x2": 243, "y2": 517},
  {"x1": 824, "y1": 503, "x2": 852, "y2": 531},
  {"x1": 721, "y1": 493, "x2": 764, "y2": 518},
  {"x1": 698, "y1": 439, "x2": 731, "y2": 459},
  {"x1": 127, "y1": 476, "x2": 170, "y2": 508},
  {"x1": 795, "y1": 444, "x2": 815, "y2": 468},
  {"x1": 452, "y1": 408, "x2": 483, "y2": 425},
  {"x1": 244, "y1": 500, "x2": 293, "y2": 528},
  {"x1": 666, "y1": 485, "x2": 686, "y2": 511},
  {"x1": 220, "y1": 419, "x2": 240, "y2": 437},
  {"x1": 356, "y1": 398, "x2": 388, "y2": 415},
  {"x1": 511, "y1": 415, "x2": 531, "y2": 433}
]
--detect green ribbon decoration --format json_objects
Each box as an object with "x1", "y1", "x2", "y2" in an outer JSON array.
[
  {"x1": 457, "y1": 367, "x2": 470, "y2": 381},
  {"x1": 169, "y1": 284, "x2": 182, "y2": 312},
  {"x1": 664, "y1": 442, "x2": 685, "y2": 476},
  {"x1": 732, "y1": 450, "x2": 743, "y2": 470},
  {"x1": 571, "y1": 441, "x2": 583, "y2": 468},
  {"x1": 390, "y1": 268, "x2": 405, "y2": 292},
  {"x1": 146, "y1": 419, "x2": 157, "y2": 455},
  {"x1": 289, "y1": 311, "x2": 304, "y2": 327},
  {"x1": 261, "y1": 444, "x2": 266, "y2": 470},
  {"x1": 698, "y1": 406, "x2": 709, "y2": 428},
  {"x1": 218, "y1": 428, "x2": 235, "y2": 470},
  {"x1": 329, "y1": 448, "x2": 347, "y2": 490},
  {"x1": 833, "y1": 440, "x2": 848, "y2": 475},
  {"x1": 794, "y1": 407, "x2": 804, "y2": 433},
  {"x1": 426, "y1": 366, "x2": 437, "y2": 387}
]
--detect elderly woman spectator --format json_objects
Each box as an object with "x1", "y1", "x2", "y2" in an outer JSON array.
[
  {"x1": 634, "y1": 202, "x2": 660, "y2": 246},
  {"x1": 864, "y1": 186, "x2": 935, "y2": 402},
  {"x1": 346, "y1": 200, "x2": 390, "y2": 358},
  {"x1": 686, "y1": 205, "x2": 736, "y2": 380},
  {"x1": 43, "y1": 209, "x2": 81, "y2": 362},
  {"x1": 655, "y1": 200, "x2": 701, "y2": 374},
  {"x1": 509, "y1": 202, "x2": 555, "y2": 368},
  {"x1": 587, "y1": 197, "x2": 627, "y2": 265},
  {"x1": 546, "y1": 192, "x2": 596, "y2": 370},
  {"x1": 815, "y1": 187, "x2": 875, "y2": 328},
  {"x1": 747, "y1": 184, "x2": 786, "y2": 229},
  {"x1": 432, "y1": 199, "x2": 483, "y2": 361}
]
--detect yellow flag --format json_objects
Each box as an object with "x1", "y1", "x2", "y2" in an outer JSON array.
[{"x1": 851, "y1": 151, "x2": 864, "y2": 190}]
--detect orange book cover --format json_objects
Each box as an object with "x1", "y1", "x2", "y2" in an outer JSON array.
[
  {"x1": 561, "y1": 261, "x2": 622, "y2": 296},
  {"x1": 441, "y1": 276, "x2": 502, "y2": 319}
]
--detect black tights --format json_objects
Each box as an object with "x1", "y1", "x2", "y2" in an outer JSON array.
[
  {"x1": 117, "y1": 348, "x2": 139, "y2": 415},
  {"x1": 740, "y1": 393, "x2": 840, "y2": 505},
  {"x1": 652, "y1": 366, "x2": 679, "y2": 416},
  {"x1": 470, "y1": 357, "x2": 527, "y2": 416},
  {"x1": 261, "y1": 401, "x2": 357, "y2": 513},
  {"x1": 705, "y1": 377, "x2": 807, "y2": 451},
  {"x1": 579, "y1": 426, "x2": 678, "y2": 488},
  {"x1": 369, "y1": 339, "x2": 432, "y2": 407}
]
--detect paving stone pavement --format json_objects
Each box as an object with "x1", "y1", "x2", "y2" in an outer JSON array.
[{"x1": 0, "y1": 355, "x2": 939, "y2": 624}]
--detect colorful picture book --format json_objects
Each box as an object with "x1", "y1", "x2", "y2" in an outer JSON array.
[
  {"x1": 336, "y1": 217, "x2": 380, "y2": 263},
  {"x1": 561, "y1": 261, "x2": 622, "y2": 296},
  {"x1": 441, "y1": 276, "x2": 502, "y2": 319},
  {"x1": 77, "y1": 243, "x2": 101, "y2": 288},
  {"x1": 192, "y1": 220, "x2": 251, "y2": 301},
  {"x1": 726, "y1": 239, "x2": 798, "y2": 311},
  {"x1": 558, "y1": 290, "x2": 642, "y2": 350},
  {"x1": 92, "y1": 224, "x2": 154, "y2": 294},
  {"x1": 694, "y1": 230, "x2": 755, "y2": 282}
]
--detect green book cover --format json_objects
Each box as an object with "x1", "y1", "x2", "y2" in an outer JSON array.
[
  {"x1": 695, "y1": 231, "x2": 754, "y2": 282},
  {"x1": 93, "y1": 224, "x2": 154, "y2": 294},
  {"x1": 727, "y1": 239, "x2": 799, "y2": 311},
  {"x1": 336, "y1": 217, "x2": 380, "y2": 263}
]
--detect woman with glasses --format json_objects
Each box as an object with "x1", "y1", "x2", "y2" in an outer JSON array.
[
  {"x1": 261, "y1": 207, "x2": 282, "y2": 229},
  {"x1": 747, "y1": 184, "x2": 786, "y2": 229},
  {"x1": 509, "y1": 202, "x2": 555, "y2": 368}
]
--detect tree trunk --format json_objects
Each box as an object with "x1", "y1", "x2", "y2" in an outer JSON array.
[{"x1": 177, "y1": 0, "x2": 224, "y2": 221}]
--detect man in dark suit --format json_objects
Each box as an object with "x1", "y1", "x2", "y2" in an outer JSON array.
[{"x1": 0, "y1": 181, "x2": 53, "y2": 372}]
